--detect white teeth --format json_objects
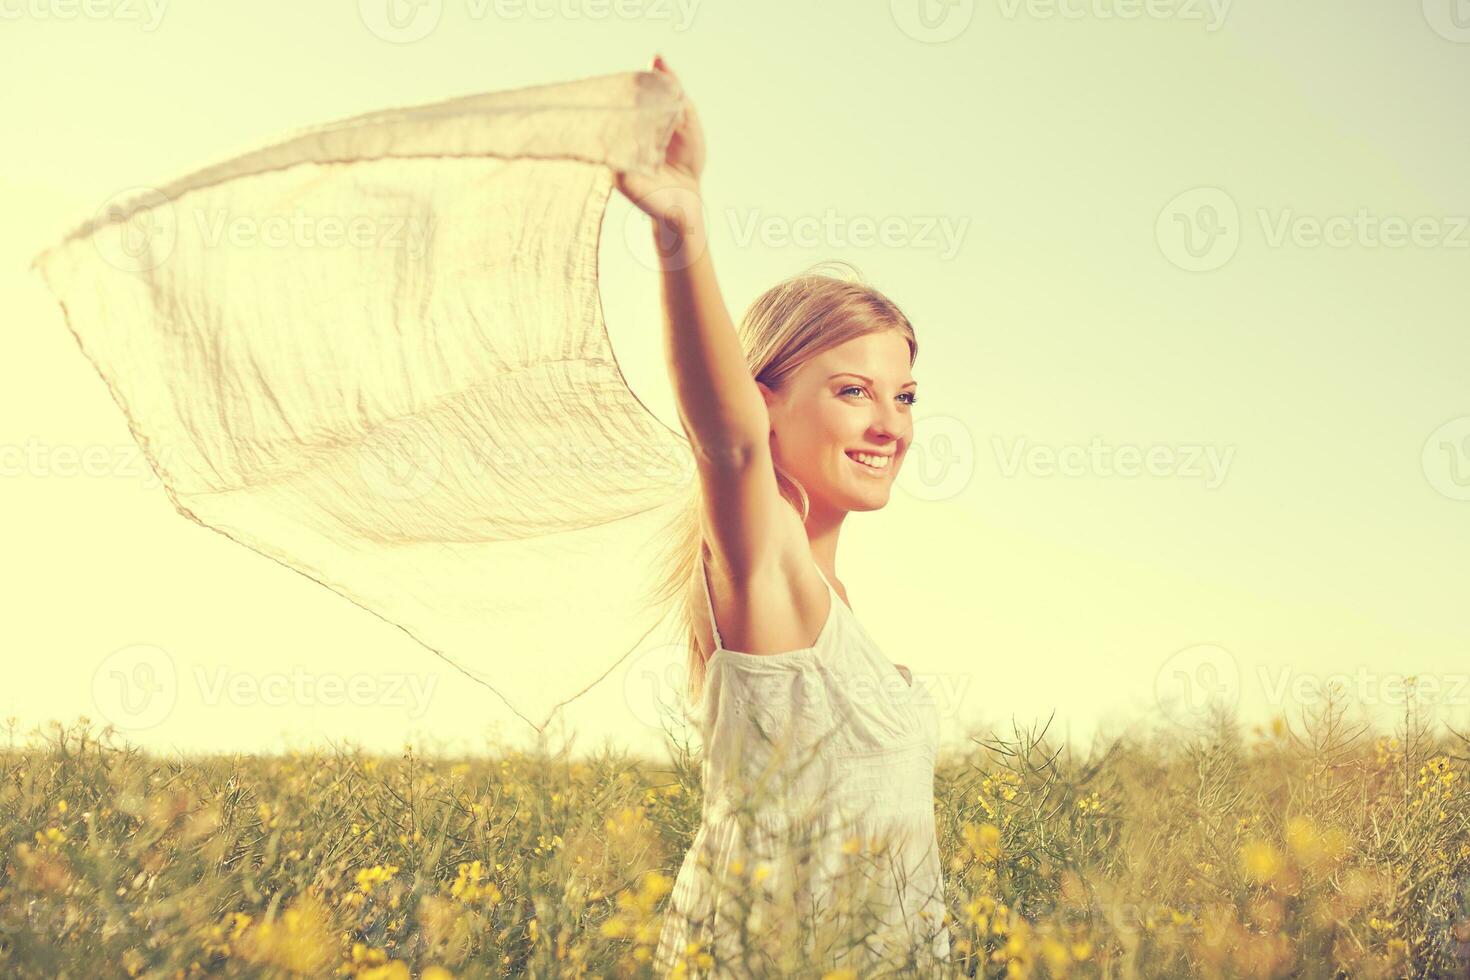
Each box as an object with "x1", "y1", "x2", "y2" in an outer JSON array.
[{"x1": 847, "y1": 451, "x2": 891, "y2": 470}]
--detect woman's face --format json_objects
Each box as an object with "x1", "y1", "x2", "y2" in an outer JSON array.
[{"x1": 759, "y1": 330, "x2": 917, "y2": 516}]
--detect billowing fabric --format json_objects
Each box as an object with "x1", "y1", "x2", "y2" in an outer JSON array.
[
  {"x1": 29, "y1": 71, "x2": 694, "y2": 732},
  {"x1": 653, "y1": 550, "x2": 951, "y2": 977}
]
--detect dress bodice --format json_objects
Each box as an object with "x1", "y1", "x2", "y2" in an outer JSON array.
[
  {"x1": 694, "y1": 555, "x2": 942, "y2": 822},
  {"x1": 652, "y1": 554, "x2": 952, "y2": 976}
]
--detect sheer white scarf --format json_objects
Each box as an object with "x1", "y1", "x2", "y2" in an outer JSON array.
[{"x1": 31, "y1": 70, "x2": 695, "y2": 733}]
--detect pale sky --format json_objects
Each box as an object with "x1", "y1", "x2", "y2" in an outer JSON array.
[{"x1": 3, "y1": 0, "x2": 1468, "y2": 760}]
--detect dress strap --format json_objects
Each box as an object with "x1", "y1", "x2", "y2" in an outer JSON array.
[
  {"x1": 700, "y1": 551, "x2": 836, "y2": 655},
  {"x1": 698, "y1": 553, "x2": 724, "y2": 653}
]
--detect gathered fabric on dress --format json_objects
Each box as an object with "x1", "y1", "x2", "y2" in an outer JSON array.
[{"x1": 653, "y1": 552, "x2": 951, "y2": 977}]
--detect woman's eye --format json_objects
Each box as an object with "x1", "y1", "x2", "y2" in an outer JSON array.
[{"x1": 842, "y1": 385, "x2": 918, "y2": 406}]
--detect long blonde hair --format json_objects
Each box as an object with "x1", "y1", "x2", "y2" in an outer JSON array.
[{"x1": 642, "y1": 260, "x2": 919, "y2": 715}]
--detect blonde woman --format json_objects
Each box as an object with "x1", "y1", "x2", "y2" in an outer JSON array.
[{"x1": 615, "y1": 57, "x2": 951, "y2": 977}]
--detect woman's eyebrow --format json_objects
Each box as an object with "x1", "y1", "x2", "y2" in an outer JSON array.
[{"x1": 828, "y1": 372, "x2": 918, "y2": 389}]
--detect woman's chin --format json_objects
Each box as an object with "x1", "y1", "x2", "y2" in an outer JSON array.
[
  {"x1": 831, "y1": 479, "x2": 893, "y2": 512},
  {"x1": 806, "y1": 464, "x2": 897, "y2": 514}
]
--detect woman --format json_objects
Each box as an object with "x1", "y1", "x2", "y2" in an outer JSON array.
[{"x1": 616, "y1": 56, "x2": 951, "y2": 978}]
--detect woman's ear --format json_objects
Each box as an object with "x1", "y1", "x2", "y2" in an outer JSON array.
[
  {"x1": 756, "y1": 382, "x2": 783, "y2": 448},
  {"x1": 756, "y1": 380, "x2": 781, "y2": 427}
]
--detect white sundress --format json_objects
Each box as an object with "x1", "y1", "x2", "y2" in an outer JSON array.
[{"x1": 653, "y1": 555, "x2": 952, "y2": 977}]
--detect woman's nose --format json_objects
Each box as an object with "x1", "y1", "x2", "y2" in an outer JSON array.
[
  {"x1": 868, "y1": 423, "x2": 906, "y2": 452},
  {"x1": 873, "y1": 403, "x2": 909, "y2": 441}
]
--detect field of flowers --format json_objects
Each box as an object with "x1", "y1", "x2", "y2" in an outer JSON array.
[{"x1": 1, "y1": 692, "x2": 1467, "y2": 978}]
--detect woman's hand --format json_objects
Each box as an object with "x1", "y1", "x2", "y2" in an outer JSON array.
[{"x1": 614, "y1": 55, "x2": 706, "y2": 234}]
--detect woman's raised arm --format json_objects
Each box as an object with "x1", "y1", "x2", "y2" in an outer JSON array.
[
  {"x1": 614, "y1": 56, "x2": 769, "y2": 467},
  {"x1": 615, "y1": 57, "x2": 804, "y2": 586}
]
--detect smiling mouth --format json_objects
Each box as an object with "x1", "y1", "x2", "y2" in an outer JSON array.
[{"x1": 846, "y1": 450, "x2": 892, "y2": 473}]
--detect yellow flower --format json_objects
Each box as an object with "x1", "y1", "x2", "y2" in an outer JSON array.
[
  {"x1": 1041, "y1": 937, "x2": 1070, "y2": 970},
  {"x1": 347, "y1": 942, "x2": 389, "y2": 968},
  {"x1": 963, "y1": 822, "x2": 1002, "y2": 862},
  {"x1": 355, "y1": 864, "x2": 400, "y2": 894},
  {"x1": 677, "y1": 940, "x2": 714, "y2": 972},
  {"x1": 964, "y1": 894, "x2": 996, "y2": 931},
  {"x1": 35, "y1": 827, "x2": 67, "y2": 846},
  {"x1": 449, "y1": 860, "x2": 503, "y2": 904},
  {"x1": 979, "y1": 771, "x2": 1022, "y2": 804},
  {"x1": 237, "y1": 895, "x2": 335, "y2": 974},
  {"x1": 201, "y1": 910, "x2": 252, "y2": 957},
  {"x1": 1286, "y1": 816, "x2": 1321, "y2": 861},
  {"x1": 1240, "y1": 839, "x2": 1283, "y2": 884}
]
